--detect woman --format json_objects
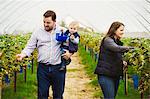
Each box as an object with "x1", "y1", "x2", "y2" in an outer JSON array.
[{"x1": 94, "y1": 21, "x2": 133, "y2": 99}]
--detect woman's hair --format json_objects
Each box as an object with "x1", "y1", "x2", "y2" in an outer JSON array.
[
  {"x1": 43, "y1": 10, "x2": 56, "y2": 21},
  {"x1": 100, "y1": 21, "x2": 124, "y2": 47},
  {"x1": 105, "y1": 21, "x2": 124, "y2": 38}
]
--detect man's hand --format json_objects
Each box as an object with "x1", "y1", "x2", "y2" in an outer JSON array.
[
  {"x1": 62, "y1": 51, "x2": 72, "y2": 60},
  {"x1": 16, "y1": 53, "x2": 26, "y2": 61}
]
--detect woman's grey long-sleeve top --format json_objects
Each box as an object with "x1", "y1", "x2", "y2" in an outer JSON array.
[{"x1": 94, "y1": 37, "x2": 130, "y2": 77}]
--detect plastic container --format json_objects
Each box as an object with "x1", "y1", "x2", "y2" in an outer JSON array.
[
  {"x1": 56, "y1": 33, "x2": 67, "y2": 42},
  {"x1": 132, "y1": 74, "x2": 139, "y2": 89}
]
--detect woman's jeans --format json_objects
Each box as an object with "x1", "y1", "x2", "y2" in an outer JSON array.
[{"x1": 98, "y1": 75, "x2": 120, "y2": 99}]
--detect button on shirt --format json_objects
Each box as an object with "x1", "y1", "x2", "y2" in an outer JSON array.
[{"x1": 22, "y1": 26, "x2": 62, "y2": 65}]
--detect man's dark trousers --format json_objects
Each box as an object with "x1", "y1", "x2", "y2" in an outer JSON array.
[{"x1": 37, "y1": 63, "x2": 66, "y2": 99}]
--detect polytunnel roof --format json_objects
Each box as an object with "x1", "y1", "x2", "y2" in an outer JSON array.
[{"x1": 0, "y1": 0, "x2": 150, "y2": 38}]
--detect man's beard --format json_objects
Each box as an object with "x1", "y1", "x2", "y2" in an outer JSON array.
[{"x1": 44, "y1": 26, "x2": 53, "y2": 32}]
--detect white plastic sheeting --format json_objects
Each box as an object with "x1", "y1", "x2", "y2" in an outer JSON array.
[{"x1": 0, "y1": 0, "x2": 150, "y2": 38}]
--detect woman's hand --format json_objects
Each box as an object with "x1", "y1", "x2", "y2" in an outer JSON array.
[
  {"x1": 123, "y1": 61, "x2": 128, "y2": 72},
  {"x1": 0, "y1": 52, "x2": 2, "y2": 56},
  {"x1": 123, "y1": 61, "x2": 127, "y2": 66},
  {"x1": 0, "y1": 52, "x2": 2, "y2": 58}
]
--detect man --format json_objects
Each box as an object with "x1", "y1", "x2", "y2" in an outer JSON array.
[{"x1": 16, "y1": 10, "x2": 72, "y2": 99}]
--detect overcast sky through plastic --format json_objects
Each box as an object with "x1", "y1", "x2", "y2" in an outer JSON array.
[{"x1": 0, "y1": 0, "x2": 150, "y2": 37}]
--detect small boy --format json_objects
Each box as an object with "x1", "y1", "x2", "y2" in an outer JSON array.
[{"x1": 56, "y1": 21, "x2": 80, "y2": 71}]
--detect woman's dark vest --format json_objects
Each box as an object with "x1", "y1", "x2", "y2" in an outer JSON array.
[{"x1": 94, "y1": 37, "x2": 123, "y2": 78}]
